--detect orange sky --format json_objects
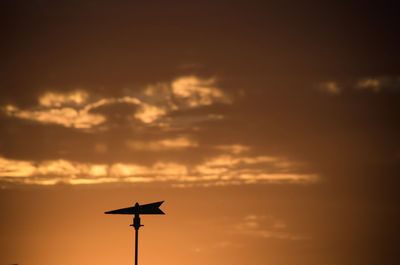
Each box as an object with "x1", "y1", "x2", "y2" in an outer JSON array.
[{"x1": 1, "y1": 1, "x2": 399, "y2": 265}]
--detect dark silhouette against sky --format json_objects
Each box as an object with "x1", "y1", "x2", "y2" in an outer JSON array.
[{"x1": 105, "y1": 201, "x2": 165, "y2": 265}]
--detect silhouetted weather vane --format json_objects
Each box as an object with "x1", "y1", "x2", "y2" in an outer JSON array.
[{"x1": 105, "y1": 201, "x2": 165, "y2": 265}]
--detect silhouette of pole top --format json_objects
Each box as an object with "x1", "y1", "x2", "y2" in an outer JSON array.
[
  {"x1": 105, "y1": 201, "x2": 165, "y2": 265},
  {"x1": 105, "y1": 201, "x2": 165, "y2": 215}
]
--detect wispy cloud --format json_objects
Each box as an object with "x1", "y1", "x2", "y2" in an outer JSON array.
[
  {"x1": 318, "y1": 81, "x2": 341, "y2": 95},
  {"x1": 3, "y1": 95, "x2": 164, "y2": 129},
  {"x1": 126, "y1": 137, "x2": 198, "y2": 151},
  {"x1": 356, "y1": 78, "x2": 381, "y2": 92},
  {"x1": 0, "y1": 151, "x2": 317, "y2": 187},
  {"x1": 2, "y1": 76, "x2": 232, "y2": 130},
  {"x1": 171, "y1": 76, "x2": 231, "y2": 107},
  {"x1": 232, "y1": 215, "x2": 308, "y2": 240},
  {"x1": 39, "y1": 90, "x2": 89, "y2": 107},
  {"x1": 318, "y1": 76, "x2": 400, "y2": 95},
  {"x1": 4, "y1": 104, "x2": 105, "y2": 129},
  {"x1": 215, "y1": 144, "x2": 250, "y2": 154},
  {"x1": 0, "y1": 157, "x2": 36, "y2": 177}
]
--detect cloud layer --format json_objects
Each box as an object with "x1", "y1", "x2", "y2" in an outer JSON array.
[
  {"x1": 2, "y1": 76, "x2": 231, "y2": 131},
  {"x1": 0, "y1": 152, "x2": 316, "y2": 186}
]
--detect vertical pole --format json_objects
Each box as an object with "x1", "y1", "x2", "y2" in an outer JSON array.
[
  {"x1": 131, "y1": 212, "x2": 142, "y2": 265},
  {"x1": 130, "y1": 203, "x2": 142, "y2": 265},
  {"x1": 135, "y1": 226, "x2": 139, "y2": 265}
]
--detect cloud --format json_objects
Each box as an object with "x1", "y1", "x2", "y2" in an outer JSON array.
[
  {"x1": 126, "y1": 137, "x2": 198, "y2": 151},
  {"x1": 134, "y1": 103, "x2": 166, "y2": 123},
  {"x1": 0, "y1": 75, "x2": 322, "y2": 188},
  {"x1": 2, "y1": 94, "x2": 165, "y2": 129},
  {"x1": 158, "y1": 137, "x2": 198, "y2": 148},
  {"x1": 191, "y1": 154, "x2": 317, "y2": 186},
  {"x1": 171, "y1": 76, "x2": 231, "y2": 107},
  {"x1": 1, "y1": 76, "x2": 232, "y2": 130},
  {"x1": 355, "y1": 76, "x2": 400, "y2": 92},
  {"x1": 237, "y1": 173, "x2": 317, "y2": 183},
  {"x1": 318, "y1": 81, "x2": 341, "y2": 95},
  {"x1": 109, "y1": 162, "x2": 188, "y2": 180},
  {"x1": 318, "y1": 76, "x2": 400, "y2": 95},
  {"x1": 0, "y1": 157, "x2": 159, "y2": 186},
  {"x1": 0, "y1": 151, "x2": 317, "y2": 187},
  {"x1": 0, "y1": 157, "x2": 36, "y2": 177},
  {"x1": 215, "y1": 144, "x2": 250, "y2": 154},
  {"x1": 356, "y1": 78, "x2": 381, "y2": 92},
  {"x1": 196, "y1": 155, "x2": 290, "y2": 168},
  {"x1": 4, "y1": 104, "x2": 105, "y2": 129},
  {"x1": 232, "y1": 215, "x2": 308, "y2": 240},
  {"x1": 39, "y1": 90, "x2": 89, "y2": 107}
]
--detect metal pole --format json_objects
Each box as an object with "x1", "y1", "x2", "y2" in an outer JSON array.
[
  {"x1": 135, "y1": 226, "x2": 139, "y2": 265},
  {"x1": 131, "y1": 212, "x2": 142, "y2": 265}
]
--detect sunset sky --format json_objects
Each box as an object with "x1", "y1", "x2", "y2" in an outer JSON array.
[{"x1": 1, "y1": 1, "x2": 399, "y2": 265}]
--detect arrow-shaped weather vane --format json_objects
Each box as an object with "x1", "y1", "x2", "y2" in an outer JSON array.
[{"x1": 105, "y1": 201, "x2": 165, "y2": 265}]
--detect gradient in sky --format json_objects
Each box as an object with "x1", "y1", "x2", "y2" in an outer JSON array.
[{"x1": 1, "y1": 1, "x2": 399, "y2": 265}]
